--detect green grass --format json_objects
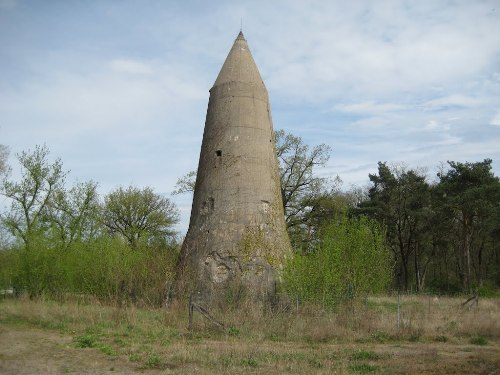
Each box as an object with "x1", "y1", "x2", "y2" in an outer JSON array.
[
  {"x1": 350, "y1": 349, "x2": 380, "y2": 361},
  {"x1": 240, "y1": 356, "x2": 258, "y2": 367},
  {"x1": 434, "y1": 335, "x2": 448, "y2": 343},
  {"x1": 1, "y1": 296, "x2": 499, "y2": 374},
  {"x1": 227, "y1": 326, "x2": 240, "y2": 337},
  {"x1": 128, "y1": 353, "x2": 141, "y2": 362},
  {"x1": 348, "y1": 363, "x2": 379, "y2": 373},
  {"x1": 145, "y1": 352, "x2": 161, "y2": 368},
  {"x1": 74, "y1": 334, "x2": 98, "y2": 348},
  {"x1": 470, "y1": 336, "x2": 488, "y2": 346},
  {"x1": 369, "y1": 331, "x2": 393, "y2": 343},
  {"x1": 99, "y1": 344, "x2": 117, "y2": 356}
]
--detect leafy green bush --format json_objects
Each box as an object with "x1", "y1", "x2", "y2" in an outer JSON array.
[
  {"x1": 283, "y1": 215, "x2": 392, "y2": 307},
  {"x1": 75, "y1": 334, "x2": 98, "y2": 348},
  {"x1": 2, "y1": 236, "x2": 179, "y2": 306}
]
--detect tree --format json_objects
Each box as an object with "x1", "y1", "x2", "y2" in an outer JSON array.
[
  {"x1": 0, "y1": 145, "x2": 67, "y2": 249},
  {"x1": 102, "y1": 186, "x2": 179, "y2": 247},
  {"x1": 48, "y1": 180, "x2": 100, "y2": 248},
  {"x1": 274, "y1": 129, "x2": 333, "y2": 228},
  {"x1": 172, "y1": 170, "x2": 196, "y2": 195},
  {"x1": 359, "y1": 162, "x2": 432, "y2": 291},
  {"x1": 436, "y1": 159, "x2": 500, "y2": 291}
]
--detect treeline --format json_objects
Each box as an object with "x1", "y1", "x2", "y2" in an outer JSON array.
[
  {"x1": 272, "y1": 134, "x2": 500, "y2": 296},
  {"x1": 1, "y1": 136, "x2": 499, "y2": 306},
  {"x1": 175, "y1": 130, "x2": 499, "y2": 297},
  {"x1": 0, "y1": 145, "x2": 180, "y2": 305}
]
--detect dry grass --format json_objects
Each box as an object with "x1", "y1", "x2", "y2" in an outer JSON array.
[{"x1": 0, "y1": 294, "x2": 499, "y2": 374}]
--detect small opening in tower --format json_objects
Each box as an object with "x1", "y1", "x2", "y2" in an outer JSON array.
[{"x1": 216, "y1": 150, "x2": 222, "y2": 157}]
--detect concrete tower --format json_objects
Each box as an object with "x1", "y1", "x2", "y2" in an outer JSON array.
[{"x1": 177, "y1": 31, "x2": 291, "y2": 304}]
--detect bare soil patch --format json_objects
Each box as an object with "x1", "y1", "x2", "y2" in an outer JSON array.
[{"x1": 0, "y1": 325, "x2": 148, "y2": 374}]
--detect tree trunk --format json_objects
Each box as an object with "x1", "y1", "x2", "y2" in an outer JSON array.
[
  {"x1": 414, "y1": 240, "x2": 421, "y2": 292},
  {"x1": 462, "y1": 212, "x2": 472, "y2": 292}
]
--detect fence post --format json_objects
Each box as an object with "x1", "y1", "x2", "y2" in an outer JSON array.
[{"x1": 188, "y1": 294, "x2": 193, "y2": 330}]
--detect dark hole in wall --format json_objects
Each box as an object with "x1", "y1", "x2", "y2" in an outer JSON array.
[{"x1": 216, "y1": 150, "x2": 222, "y2": 157}]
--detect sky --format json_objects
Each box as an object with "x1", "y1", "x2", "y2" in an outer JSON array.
[{"x1": 1, "y1": 0, "x2": 499, "y2": 235}]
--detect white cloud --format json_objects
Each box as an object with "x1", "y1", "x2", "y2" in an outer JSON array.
[
  {"x1": 334, "y1": 101, "x2": 404, "y2": 114},
  {"x1": 109, "y1": 59, "x2": 154, "y2": 75},
  {"x1": 423, "y1": 95, "x2": 482, "y2": 110},
  {"x1": 491, "y1": 110, "x2": 500, "y2": 126},
  {"x1": 424, "y1": 119, "x2": 451, "y2": 131}
]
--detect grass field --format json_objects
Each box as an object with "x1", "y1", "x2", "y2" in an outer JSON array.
[{"x1": 0, "y1": 295, "x2": 499, "y2": 374}]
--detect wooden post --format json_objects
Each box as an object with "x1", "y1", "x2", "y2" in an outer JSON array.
[{"x1": 188, "y1": 294, "x2": 193, "y2": 330}]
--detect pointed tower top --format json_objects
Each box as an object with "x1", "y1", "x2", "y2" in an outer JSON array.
[{"x1": 213, "y1": 31, "x2": 265, "y2": 88}]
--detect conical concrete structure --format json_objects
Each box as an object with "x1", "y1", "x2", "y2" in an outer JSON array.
[{"x1": 177, "y1": 31, "x2": 292, "y2": 304}]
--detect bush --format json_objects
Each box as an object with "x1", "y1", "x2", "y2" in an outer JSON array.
[
  {"x1": 283, "y1": 215, "x2": 392, "y2": 307},
  {"x1": 1, "y1": 236, "x2": 179, "y2": 306}
]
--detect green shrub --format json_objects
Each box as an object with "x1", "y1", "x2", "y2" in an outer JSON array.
[
  {"x1": 2, "y1": 236, "x2": 179, "y2": 306},
  {"x1": 75, "y1": 334, "x2": 98, "y2": 348},
  {"x1": 283, "y1": 215, "x2": 392, "y2": 307},
  {"x1": 228, "y1": 326, "x2": 240, "y2": 337}
]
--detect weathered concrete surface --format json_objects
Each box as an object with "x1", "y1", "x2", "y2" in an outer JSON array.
[{"x1": 177, "y1": 32, "x2": 292, "y2": 304}]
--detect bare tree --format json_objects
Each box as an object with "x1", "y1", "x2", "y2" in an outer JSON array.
[{"x1": 0, "y1": 145, "x2": 8, "y2": 175}]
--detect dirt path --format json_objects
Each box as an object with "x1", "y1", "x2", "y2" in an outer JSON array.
[{"x1": 0, "y1": 325, "x2": 150, "y2": 375}]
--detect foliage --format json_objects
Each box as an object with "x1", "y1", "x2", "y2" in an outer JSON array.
[
  {"x1": 358, "y1": 162, "x2": 432, "y2": 291},
  {"x1": 2, "y1": 236, "x2": 179, "y2": 305},
  {"x1": 48, "y1": 180, "x2": 100, "y2": 248},
  {"x1": 283, "y1": 214, "x2": 392, "y2": 306},
  {"x1": 0, "y1": 145, "x2": 67, "y2": 249},
  {"x1": 0, "y1": 144, "x2": 8, "y2": 175},
  {"x1": 145, "y1": 352, "x2": 161, "y2": 368},
  {"x1": 172, "y1": 170, "x2": 197, "y2": 195},
  {"x1": 102, "y1": 186, "x2": 179, "y2": 248},
  {"x1": 274, "y1": 129, "x2": 332, "y2": 225},
  {"x1": 0, "y1": 145, "x2": 182, "y2": 304},
  {"x1": 435, "y1": 159, "x2": 500, "y2": 292},
  {"x1": 75, "y1": 334, "x2": 98, "y2": 348},
  {"x1": 357, "y1": 159, "x2": 500, "y2": 294},
  {"x1": 348, "y1": 363, "x2": 378, "y2": 373}
]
